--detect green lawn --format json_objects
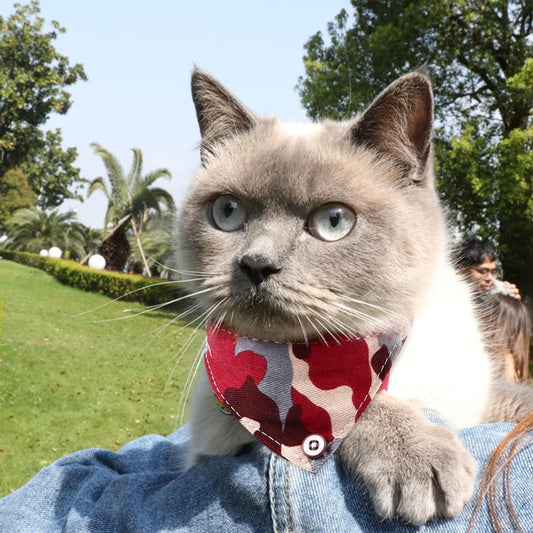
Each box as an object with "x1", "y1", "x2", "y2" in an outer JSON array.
[{"x1": 0, "y1": 259, "x2": 203, "y2": 496}]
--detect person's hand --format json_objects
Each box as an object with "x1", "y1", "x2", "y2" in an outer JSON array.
[{"x1": 503, "y1": 281, "x2": 521, "y2": 299}]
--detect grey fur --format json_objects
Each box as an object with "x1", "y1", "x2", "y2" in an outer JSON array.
[
  {"x1": 186, "y1": 370, "x2": 254, "y2": 469},
  {"x1": 180, "y1": 67, "x2": 533, "y2": 525},
  {"x1": 180, "y1": 68, "x2": 443, "y2": 342},
  {"x1": 338, "y1": 393, "x2": 477, "y2": 525},
  {"x1": 484, "y1": 381, "x2": 533, "y2": 423}
]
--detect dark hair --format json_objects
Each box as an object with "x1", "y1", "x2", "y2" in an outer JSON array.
[
  {"x1": 454, "y1": 238, "x2": 497, "y2": 270},
  {"x1": 480, "y1": 293, "x2": 531, "y2": 382}
]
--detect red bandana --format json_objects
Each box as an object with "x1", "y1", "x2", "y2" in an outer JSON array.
[{"x1": 204, "y1": 322, "x2": 407, "y2": 473}]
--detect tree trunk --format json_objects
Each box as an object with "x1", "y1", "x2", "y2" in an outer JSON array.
[{"x1": 130, "y1": 216, "x2": 152, "y2": 277}]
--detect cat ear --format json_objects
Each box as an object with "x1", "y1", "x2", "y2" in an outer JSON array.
[
  {"x1": 351, "y1": 72, "x2": 433, "y2": 183},
  {"x1": 191, "y1": 67, "x2": 257, "y2": 164}
]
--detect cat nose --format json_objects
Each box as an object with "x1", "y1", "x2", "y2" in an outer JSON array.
[{"x1": 239, "y1": 254, "x2": 280, "y2": 285}]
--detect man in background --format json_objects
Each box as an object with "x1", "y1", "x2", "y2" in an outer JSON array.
[{"x1": 454, "y1": 238, "x2": 521, "y2": 301}]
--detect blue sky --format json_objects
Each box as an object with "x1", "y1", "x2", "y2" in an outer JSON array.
[{"x1": 29, "y1": 0, "x2": 351, "y2": 227}]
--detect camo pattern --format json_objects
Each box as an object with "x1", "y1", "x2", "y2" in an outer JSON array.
[{"x1": 204, "y1": 322, "x2": 407, "y2": 473}]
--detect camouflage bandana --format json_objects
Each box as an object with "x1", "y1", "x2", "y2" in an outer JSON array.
[{"x1": 204, "y1": 322, "x2": 408, "y2": 473}]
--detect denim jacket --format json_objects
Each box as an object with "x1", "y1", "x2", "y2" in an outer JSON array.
[{"x1": 0, "y1": 421, "x2": 531, "y2": 532}]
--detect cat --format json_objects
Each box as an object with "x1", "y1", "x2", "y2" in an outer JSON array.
[{"x1": 177, "y1": 67, "x2": 533, "y2": 525}]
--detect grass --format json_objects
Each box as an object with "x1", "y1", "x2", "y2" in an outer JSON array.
[{"x1": 0, "y1": 259, "x2": 204, "y2": 496}]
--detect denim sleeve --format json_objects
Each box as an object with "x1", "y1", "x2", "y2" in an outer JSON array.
[{"x1": 0, "y1": 421, "x2": 531, "y2": 532}]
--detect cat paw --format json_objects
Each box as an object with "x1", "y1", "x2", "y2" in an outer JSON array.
[
  {"x1": 366, "y1": 426, "x2": 475, "y2": 524},
  {"x1": 339, "y1": 395, "x2": 477, "y2": 525}
]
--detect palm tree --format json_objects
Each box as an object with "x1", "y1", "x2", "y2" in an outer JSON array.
[
  {"x1": 128, "y1": 212, "x2": 177, "y2": 276},
  {"x1": 78, "y1": 224, "x2": 103, "y2": 257},
  {"x1": 6, "y1": 208, "x2": 86, "y2": 259},
  {"x1": 87, "y1": 143, "x2": 175, "y2": 275}
]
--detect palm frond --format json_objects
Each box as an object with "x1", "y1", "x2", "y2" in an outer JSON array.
[
  {"x1": 87, "y1": 177, "x2": 111, "y2": 200},
  {"x1": 141, "y1": 168, "x2": 172, "y2": 189},
  {"x1": 90, "y1": 142, "x2": 128, "y2": 209},
  {"x1": 129, "y1": 148, "x2": 144, "y2": 191},
  {"x1": 145, "y1": 187, "x2": 176, "y2": 212}
]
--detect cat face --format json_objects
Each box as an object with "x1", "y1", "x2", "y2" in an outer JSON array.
[{"x1": 177, "y1": 69, "x2": 446, "y2": 341}]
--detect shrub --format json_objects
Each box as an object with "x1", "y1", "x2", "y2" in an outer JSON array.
[{"x1": 0, "y1": 251, "x2": 185, "y2": 306}]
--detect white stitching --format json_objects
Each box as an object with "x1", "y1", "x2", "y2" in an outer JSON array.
[
  {"x1": 205, "y1": 343, "x2": 285, "y2": 448},
  {"x1": 206, "y1": 331, "x2": 406, "y2": 448}
]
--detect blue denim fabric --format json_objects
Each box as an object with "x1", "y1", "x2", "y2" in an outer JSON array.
[{"x1": 0, "y1": 421, "x2": 532, "y2": 532}]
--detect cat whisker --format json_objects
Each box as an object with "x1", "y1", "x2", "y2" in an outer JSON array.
[
  {"x1": 295, "y1": 315, "x2": 309, "y2": 346},
  {"x1": 339, "y1": 295, "x2": 405, "y2": 321},
  {"x1": 292, "y1": 289, "x2": 390, "y2": 336},
  {"x1": 72, "y1": 279, "x2": 190, "y2": 318},
  {"x1": 311, "y1": 314, "x2": 343, "y2": 344},
  {"x1": 162, "y1": 325, "x2": 204, "y2": 402},
  {"x1": 212, "y1": 310, "x2": 228, "y2": 332},
  {"x1": 131, "y1": 302, "x2": 205, "y2": 365},
  {"x1": 173, "y1": 298, "x2": 232, "y2": 425},
  {"x1": 86, "y1": 287, "x2": 219, "y2": 324},
  {"x1": 174, "y1": 276, "x2": 216, "y2": 284},
  {"x1": 177, "y1": 340, "x2": 206, "y2": 427},
  {"x1": 319, "y1": 312, "x2": 361, "y2": 340},
  {"x1": 143, "y1": 255, "x2": 190, "y2": 276},
  {"x1": 164, "y1": 298, "x2": 229, "y2": 400},
  {"x1": 333, "y1": 301, "x2": 397, "y2": 332},
  {"x1": 303, "y1": 315, "x2": 329, "y2": 346}
]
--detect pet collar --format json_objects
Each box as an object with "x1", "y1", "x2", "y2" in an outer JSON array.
[{"x1": 204, "y1": 322, "x2": 408, "y2": 473}]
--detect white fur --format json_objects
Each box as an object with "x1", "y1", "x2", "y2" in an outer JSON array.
[
  {"x1": 278, "y1": 121, "x2": 324, "y2": 137},
  {"x1": 388, "y1": 261, "x2": 492, "y2": 428}
]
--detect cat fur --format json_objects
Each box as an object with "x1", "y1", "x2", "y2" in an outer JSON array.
[{"x1": 179, "y1": 68, "x2": 533, "y2": 525}]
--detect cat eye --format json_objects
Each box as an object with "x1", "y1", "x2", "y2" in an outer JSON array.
[
  {"x1": 211, "y1": 194, "x2": 247, "y2": 232},
  {"x1": 307, "y1": 203, "x2": 356, "y2": 241}
]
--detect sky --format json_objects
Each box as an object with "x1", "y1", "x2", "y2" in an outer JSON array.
[{"x1": 24, "y1": 0, "x2": 352, "y2": 228}]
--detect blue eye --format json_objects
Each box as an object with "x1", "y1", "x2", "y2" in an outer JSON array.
[
  {"x1": 211, "y1": 195, "x2": 247, "y2": 231},
  {"x1": 308, "y1": 203, "x2": 356, "y2": 241}
]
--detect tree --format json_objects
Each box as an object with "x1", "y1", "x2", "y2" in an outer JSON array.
[
  {"x1": 6, "y1": 207, "x2": 85, "y2": 259},
  {"x1": 77, "y1": 224, "x2": 103, "y2": 258},
  {"x1": 21, "y1": 129, "x2": 85, "y2": 209},
  {"x1": 0, "y1": 1, "x2": 87, "y2": 208},
  {"x1": 297, "y1": 0, "x2": 533, "y2": 300},
  {"x1": 0, "y1": 167, "x2": 36, "y2": 231},
  {"x1": 128, "y1": 212, "x2": 177, "y2": 276},
  {"x1": 87, "y1": 143, "x2": 175, "y2": 275}
]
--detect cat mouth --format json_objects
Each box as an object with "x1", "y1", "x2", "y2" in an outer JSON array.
[
  {"x1": 200, "y1": 277, "x2": 333, "y2": 341},
  {"x1": 197, "y1": 274, "x2": 401, "y2": 342},
  {"x1": 207, "y1": 284, "x2": 354, "y2": 342}
]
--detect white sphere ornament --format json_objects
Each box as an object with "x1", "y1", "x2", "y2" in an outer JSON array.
[
  {"x1": 48, "y1": 247, "x2": 62, "y2": 258},
  {"x1": 88, "y1": 254, "x2": 106, "y2": 270},
  {"x1": 39, "y1": 249, "x2": 49, "y2": 257}
]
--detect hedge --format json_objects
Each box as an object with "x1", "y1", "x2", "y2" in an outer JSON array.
[{"x1": 0, "y1": 250, "x2": 186, "y2": 306}]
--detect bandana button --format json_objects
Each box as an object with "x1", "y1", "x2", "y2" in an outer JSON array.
[{"x1": 302, "y1": 434, "x2": 326, "y2": 458}]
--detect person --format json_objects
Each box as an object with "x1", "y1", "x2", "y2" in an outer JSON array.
[
  {"x1": 454, "y1": 238, "x2": 520, "y2": 302},
  {"x1": 0, "y1": 414, "x2": 533, "y2": 532},
  {"x1": 480, "y1": 293, "x2": 532, "y2": 383}
]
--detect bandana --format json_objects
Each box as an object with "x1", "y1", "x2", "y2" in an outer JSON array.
[{"x1": 204, "y1": 322, "x2": 407, "y2": 473}]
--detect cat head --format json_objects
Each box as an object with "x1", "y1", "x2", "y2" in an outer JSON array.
[{"x1": 177, "y1": 68, "x2": 446, "y2": 341}]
